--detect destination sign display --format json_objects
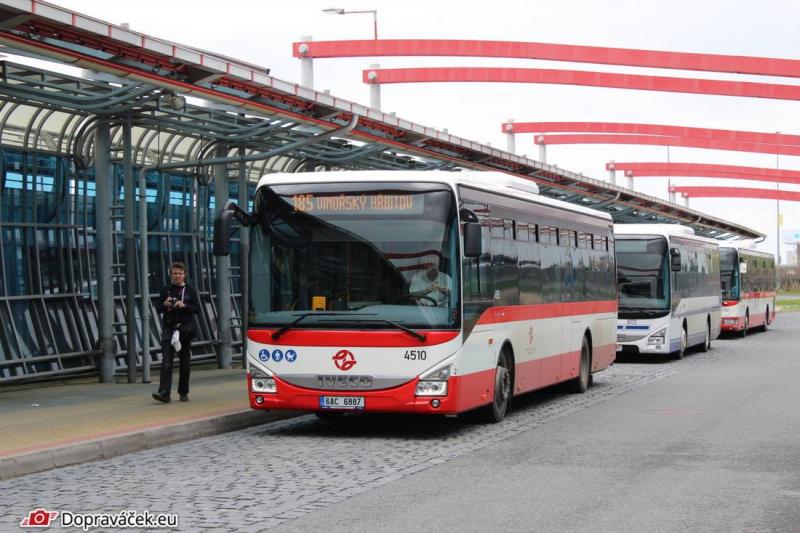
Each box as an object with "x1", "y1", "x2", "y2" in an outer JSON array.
[{"x1": 289, "y1": 193, "x2": 424, "y2": 215}]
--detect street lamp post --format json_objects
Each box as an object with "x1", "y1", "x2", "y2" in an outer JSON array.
[
  {"x1": 323, "y1": 7, "x2": 381, "y2": 109},
  {"x1": 322, "y1": 8, "x2": 378, "y2": 40}
]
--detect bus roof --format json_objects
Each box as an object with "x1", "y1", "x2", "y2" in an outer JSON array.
[
  {"x1": 614, "y1": 223, "x2": 721, "y2": 245},
  {"x1": 257, "y1": 170, "x2": 613, "y2": 223},
  {"x1": 719, "y1": 243, "x2": 775, "y2": 259}
]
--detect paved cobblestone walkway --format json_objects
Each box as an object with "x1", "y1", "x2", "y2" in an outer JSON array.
[{"x1": 1, "y1": 321, "x2": 789, "y2": 532}]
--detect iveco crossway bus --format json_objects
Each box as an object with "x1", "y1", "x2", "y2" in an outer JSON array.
[
  {"x1": 615, "y1": 224, "x2": 721, "y2": 359},
  {"x1": 720, "y1": 245, "x2": 776, "y2": 336},
  {"x1": 214, "y1": 171, "x2": 617, "y2": 422}
]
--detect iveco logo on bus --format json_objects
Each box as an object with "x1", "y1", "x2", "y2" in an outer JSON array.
[
  {"x1": 317, "y1": 375, "x2": 373, "y2": 388},
  {"x1": 332, "y1": 349, "x2": 357, "y2": 371}
]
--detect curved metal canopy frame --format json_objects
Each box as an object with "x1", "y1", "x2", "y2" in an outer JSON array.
[
  {"x1": 504, "y1": 122, "x2": 800, "y2": 146},
  {"x1": 671, "y1": 186, "x2": 800, "y2": 202},
  {"x1": 294, "y1": 38, "x2": 800, "y2": 79},
  {"x1": 362, "y1": 67, "x2": 800, "y2": 102},
  {"x1": 534, "y1": 134, "x2": 800, "y2": 157}
]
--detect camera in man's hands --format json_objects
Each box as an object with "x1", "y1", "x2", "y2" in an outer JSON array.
[{"x1": 167, "y1": 296, "x2": 178, "y2": 306}]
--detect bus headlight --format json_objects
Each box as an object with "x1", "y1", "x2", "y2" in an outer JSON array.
[
  {"x1": 416, "y1": 364, "x2": 451, "y2": 397},
  {"x1": 250, "y1": 367, "x2": 276, "y2": 393},
  {"x1": 415, "y1": 380, "x2": 448, "y2": 396},
  {"x1": 647, "y1": 327, "x2": 667, "y2": 346}
]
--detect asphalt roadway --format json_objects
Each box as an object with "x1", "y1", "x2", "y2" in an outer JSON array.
[
  {"x1": 2, "y1": 313, "x2": 799, "y2": 532},
  {"x1": 280, "y1": 315, "x2": 800, "y2": 533}
]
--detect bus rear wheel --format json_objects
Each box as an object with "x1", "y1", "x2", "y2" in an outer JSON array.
[
  {"x1": 568, "y1": 336, "x2": 591, "y2": 394},
  {"x1": 480, "y1": 349, "x2": 512, "y2": 423}
]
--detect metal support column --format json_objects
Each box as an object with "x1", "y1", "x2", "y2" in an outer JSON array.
[
  {"x1": 238, "y1": 147, "x2": 249, "y2": 369},
  {"x1": 139, "y1": 152, "x2": 151, "y2": 383},
  {"x1": 627, "y1": 174, "x2": 634, "y2": 191},
  {"x1": 608, "y1": 160, "x2": 616, "y2": 185},
  {"x1": 369, "y1": 64, "x2": 381, "y2": 110},
  {"x1": 123, "y1": 120, "x2": 136, "y2": 383},
  {"x1": 214, "y1": 147, "x2": 232, "y2": 368},
  {"x1": 95, "y1": 121, "x2": 115, "y2": 382},
  {"x1": 505, "y1": 119, "x2": 515, "y2": 154},
  {"x1": 537, "y1": 138, "x2": 547, "y2": 164},
  {"x1": 684, "y1": 195, "x2": 689, "y2": 208},
  {"x1": 299, "y1": 36, "x2": 314, "y2": 89}
]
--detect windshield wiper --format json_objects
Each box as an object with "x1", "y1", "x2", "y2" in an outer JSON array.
[
  {"x1": 372, "y1": 319, "x2": 427, "y2": 342},
  {"x1": 271, "y1": 312, "x2": 340, "y2": 340},
  {"x1": 318, "y1": 317, "x2": 427, "y2": 342}
]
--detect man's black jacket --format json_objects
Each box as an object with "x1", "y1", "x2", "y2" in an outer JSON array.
[{"x1": 157, "y1": 283, "x2": 200, "y2": 329}]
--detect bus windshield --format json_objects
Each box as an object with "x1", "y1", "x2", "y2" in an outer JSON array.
[
  {"x1": 719, "y1": 248, "x2": 739, "y2": 300},
  {"x1": 248, "y1": 182, "x2": 460, "y2": 330},
  {"x1": 616, "y1": 237, "x2": 670, "y2": 313}
]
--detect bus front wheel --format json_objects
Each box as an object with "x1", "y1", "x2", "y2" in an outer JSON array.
[
  {"x1": 740, "y1": 312, "x2": 749, "y2": 338},
  {"x1": 699, "y1": 320, "x2": 711, "y2": 353},
  {"x1": 760, "y1": 307, "x2": 770, "y2": 332},
  {"x1": 674, "y1": 326, "x2": 687, "y2": 360}
]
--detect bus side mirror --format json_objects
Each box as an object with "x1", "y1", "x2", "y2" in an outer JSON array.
[
  {"x1": 670, "y1": 248, "x2": 682, "y2": 271},
  {"x1": 464, "y1": 222, "x2": 482, "y2": 257},
  {"x1": 213, "y1": 200, "x2": 251, "y2": 256}
]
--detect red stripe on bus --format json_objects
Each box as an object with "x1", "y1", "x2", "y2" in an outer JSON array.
[
  {"x1": 249, "y1": 343, "x2": 617, "y2": 415},
  {"x1": 247, "y1": 329, "x2": 459, "y2": 347},
  {"x1": 476, "y1": 300, "x2": 617, "y2": 325},
  {"x1": 740, "y1": 291, "x2": 776, "y2": 299}
]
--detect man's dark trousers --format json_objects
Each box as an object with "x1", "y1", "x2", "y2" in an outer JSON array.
[{"x1": 158, "y1": 328, "x2": 192, "y2": 397}]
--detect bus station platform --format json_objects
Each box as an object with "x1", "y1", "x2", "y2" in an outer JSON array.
[{"x1": 0, "y1": 367, "x2": 294, "y2": 481}]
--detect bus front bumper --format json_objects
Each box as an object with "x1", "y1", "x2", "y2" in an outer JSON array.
[{"x1": 246, "y1": 372, "x2": 491, "y2": 415}]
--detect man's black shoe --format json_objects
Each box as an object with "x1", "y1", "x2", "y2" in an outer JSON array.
[
  {"x1": 152, "y1": 392, "x2": 171, "y2": 403},
  {"x1": 179, "y1": 394, "x2": 189, "y2": 402}
]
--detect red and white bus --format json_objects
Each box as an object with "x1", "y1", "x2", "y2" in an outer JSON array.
[
  {"x1": 720, "y1": 245, "x2": 776, "y2": 336},
  {"x1": 215, "y1": 171, "x2": 617, "y2": 422}
]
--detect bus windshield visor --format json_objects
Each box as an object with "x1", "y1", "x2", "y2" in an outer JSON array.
[
  {"x1": 248, "y1": 182, "x2": 460, "y2": 330},
  {"x1": 719, "y1": 248, "x2": 739, "y2": 300},
  {"x1": 616, "y1": 237, "x2": 670, "y2": 311}
]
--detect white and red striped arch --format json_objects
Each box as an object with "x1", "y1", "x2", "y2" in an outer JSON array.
[{"x1": 292, "y1": 39, "x2": 800, "y2": 79}]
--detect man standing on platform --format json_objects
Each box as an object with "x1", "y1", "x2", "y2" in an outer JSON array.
[{"x1": 152, "y1": 262, "x2": 199, "y2": 403}]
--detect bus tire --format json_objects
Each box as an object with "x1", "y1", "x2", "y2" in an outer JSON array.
[
  {"x1": 699, "y1": 319, "x2": 711, "y2": 353},
  {"x1": 479, "y1": 348, "x2": 512, "y2": 423},
  {"x1": 740, "y1": 312, "x2": 749, "y2": 338},
  {"x1": 568, "y1": 336, "x2": 591, "y2": 394},
  {"x1": 759, "y1": 307, "x2": 769, "y2": 332},
  {"x1": 674, "y1": 325, "x2": 687, "y2": 360}
]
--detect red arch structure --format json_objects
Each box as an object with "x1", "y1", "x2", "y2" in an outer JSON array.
[
  {"x1": 502, "y1": 122, "x2": 800, "y2": 145},
  {"x1": 293, "y1": 39, "x2": 800, "y2": 79},
  {"x1": 607, "y1": 162, "x2": 800, "y2": 185},
  {"x1": 362, "y1": 67, "x2": 800, "y2": 102},
  {"x1": 533, "y1": 134, "x2": 800, "y2": 156},
  {"x1": 670, "y1": 186, "x2": 800, "y2": 201}
]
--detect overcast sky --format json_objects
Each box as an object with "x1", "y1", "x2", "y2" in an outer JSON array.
[{"x1": 47, "y1": 0, "x2": 800, "y2": 261}]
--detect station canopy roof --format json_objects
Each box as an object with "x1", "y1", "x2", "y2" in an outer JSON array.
[{"x1": 0, "y1": 0, "x2": 763, "y2": 240}]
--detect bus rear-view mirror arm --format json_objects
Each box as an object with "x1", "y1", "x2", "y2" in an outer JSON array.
[
  {"x1": 214, "y1": 199, "x2": 252, "y2": 256},
  {"x1": 669, "y1": 248, "x2": 681, "y2": 272},
  {"x1": 464, "y1": 222, "x2": 482, "y2": 257}
]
